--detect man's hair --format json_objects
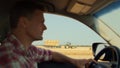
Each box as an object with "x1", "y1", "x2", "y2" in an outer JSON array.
[{"x1": 9, "y1": 1, "x2": 45, "y2": 29}]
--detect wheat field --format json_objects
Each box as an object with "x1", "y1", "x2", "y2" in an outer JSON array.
[{"x1": 36, "y1": 46, "x2": 94, "y2": 59}]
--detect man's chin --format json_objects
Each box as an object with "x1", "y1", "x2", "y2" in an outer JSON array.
[
  {"x1": 40, "y1": 37, "x2": 43, "y2": 40},
  {"x1": 34, "y1": 37, "x2": 43, "y2": 41},
  {"x1": 38, "y1": 36, "x2": 43, "y2": 40}
]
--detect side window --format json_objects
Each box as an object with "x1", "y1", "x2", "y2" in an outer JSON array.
[
  {"x1": 32, "y1": 13, "x2": 106, "y2": 59},
  {"x1": 33, "y1": 13, "x2": 106, "y2": 46}
]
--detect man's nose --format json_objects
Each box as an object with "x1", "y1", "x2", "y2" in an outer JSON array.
[{"x1": 44, "y1": 25, "x2": 47, "y2": 30}]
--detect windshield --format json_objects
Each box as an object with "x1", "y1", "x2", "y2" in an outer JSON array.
[{"x1": 94, "y1": 1, "x2": 120, "y2": 47}]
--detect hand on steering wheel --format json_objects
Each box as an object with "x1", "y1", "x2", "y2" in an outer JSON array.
[{"x1": 87, "y1": 46, "x2": 120, "y2": 68}]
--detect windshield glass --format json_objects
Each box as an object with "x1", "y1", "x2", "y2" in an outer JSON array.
[{"x1": 94, "y1": 1, "x2": 120, "y2": 47}]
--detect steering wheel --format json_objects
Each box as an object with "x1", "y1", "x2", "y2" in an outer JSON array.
[{"x1": 88, "y1": 46, "x2": 120, "y2": 68}]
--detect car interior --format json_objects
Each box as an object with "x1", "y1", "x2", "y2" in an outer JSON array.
[{"x1": 0, "y1": 0, "x2": 120, "y2": 68}]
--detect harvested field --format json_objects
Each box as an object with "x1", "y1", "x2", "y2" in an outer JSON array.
[{"x1": 36, "y1": 46, "x2": 94, "y2": 59}]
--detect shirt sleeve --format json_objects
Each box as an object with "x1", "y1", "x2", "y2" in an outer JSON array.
[{"x1": 27, "y1": 45, "x2": 52, "y2": 62}]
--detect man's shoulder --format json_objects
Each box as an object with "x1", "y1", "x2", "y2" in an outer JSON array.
[
  {"x1": 0, "y1": 57, "x2": 21, "y2": 68},
  {"x1": 29, "y1": 45, "x2": 47, "y2": 52},
  {"x1": 0, "y1": 42, "x2": 13, "y2": 52},
  {"x1": 0, "y1": 47, "x2": 14, "y2": 65},
  {"x1": 0, "y1": 42, "x2": 15, "y2": 63}
]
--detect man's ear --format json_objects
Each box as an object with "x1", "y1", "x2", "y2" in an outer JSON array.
[{"x1": 19, "y1": 17, "x2": 27, "y2": 28}]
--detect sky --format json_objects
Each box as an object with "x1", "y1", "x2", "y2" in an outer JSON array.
[{"x1": 32, "y1": 13, "x2": 106, "y2": 46}]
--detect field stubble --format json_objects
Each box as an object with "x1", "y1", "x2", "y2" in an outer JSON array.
[{"x1": 37, "y1": 46, "x2": 94, "y2": 59}]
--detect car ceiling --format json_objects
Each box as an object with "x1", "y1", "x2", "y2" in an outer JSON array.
[{"x1": 0, "y1": 0, "x2": 116, "y2": 41}]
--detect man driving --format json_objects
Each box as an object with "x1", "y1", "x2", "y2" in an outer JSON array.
[{"x1": 0, "y1": 1, "x2": 92, "y2": 68}]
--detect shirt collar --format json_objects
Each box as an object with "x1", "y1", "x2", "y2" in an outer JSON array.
[{"x1": 7, "y1": 34, "x2": 26, "y2": 54}]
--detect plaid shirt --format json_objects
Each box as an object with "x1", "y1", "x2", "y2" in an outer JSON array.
[{"x1": 0, "y1": 34, "x2": 52, "y2": 68}]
